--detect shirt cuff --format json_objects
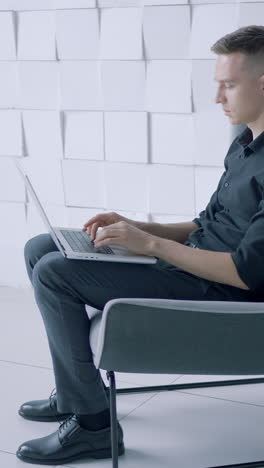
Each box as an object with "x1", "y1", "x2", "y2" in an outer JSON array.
[
  {"x1": 230, "y1": 251, "x2": 252, "y2": 290},
  {"x1": 192, "y1": 218, "x2": 202, "y2": 228}
]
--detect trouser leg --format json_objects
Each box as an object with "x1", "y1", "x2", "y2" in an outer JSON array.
[
  {"x1": 24, "y1": 233, "x2": 59, "y2": 285},
  {"x1": 24, "y1": 234, "x2": 109, "y2": 414}
]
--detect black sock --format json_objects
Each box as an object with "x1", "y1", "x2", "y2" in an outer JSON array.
[{"x1": 76, "y1": 408, "x2": 111, "y2": 431}]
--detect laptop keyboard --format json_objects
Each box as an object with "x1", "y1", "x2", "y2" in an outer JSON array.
[{"x1": 60, "y1": 230, "x2": 114, "y2": 255}]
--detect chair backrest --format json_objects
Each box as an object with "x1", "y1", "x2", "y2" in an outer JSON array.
[{"x1": 92, "y1": 299, "x2": 264, "y2": 375}]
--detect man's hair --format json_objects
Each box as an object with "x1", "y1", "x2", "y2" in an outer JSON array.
[{"x1": 211, "y1": 25, "x2": 264, "y2": 77}]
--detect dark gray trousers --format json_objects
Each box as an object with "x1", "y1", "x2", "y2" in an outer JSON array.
[{"x1": 24, "y1": 233, "x2": 252, "y2": 415}]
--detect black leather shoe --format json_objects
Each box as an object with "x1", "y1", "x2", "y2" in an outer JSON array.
[
  {"x1": 18, "y1": 387, "x2": 110, "y2": 422},
  {"x1": 16, "y1": 415, "x2": 125, "y2": 465},
  {"x1": 18, "y1": 389, "x2": 73, "y2": 422}
]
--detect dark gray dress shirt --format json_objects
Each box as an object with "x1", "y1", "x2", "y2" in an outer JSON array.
[{"x1": 189, "y1": 126, "x2": 264, "y2": 296}]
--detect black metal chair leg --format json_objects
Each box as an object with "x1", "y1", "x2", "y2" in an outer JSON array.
[{"x1": 107, "y1": 370, "x2": 119, "y2": 468}]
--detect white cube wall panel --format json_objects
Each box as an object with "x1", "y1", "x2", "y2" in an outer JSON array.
[
  {"x1": 105, "y1": 112, "x2": 148, "y2": 163},
  {"x1": 20, "y1": 157, "x2": 65, "y2": 205},
  {"x1": 22, "y1": 111, "x2": 63, "y2": 159},
  {"x1": 151, "y1": 114, "x2": 194, "y2": 165},
  {"x1": 0, "y1": 12, "x2": 16, "y2": 60},
  {"x1": 0, "y1": 158, "x2": 25, "y2": 202},
  {"x1": 105, "y1": 162, "x2": 148, "y2": 212},
  {"x1": 60, "y1": 62, "x2": 103, "y2": 110},
  {"x1": 0, "y1": 0, "x2": 96, "y2": 9},
  {"x1": 143, "y1": 6, "x2": 190, "y2": 59},
  {"x1": 149, "y1": 165, "x2": 195, "y2": 215},
  {"x1": 101, "y1": 61, "x2": 145, "y2": 111},
  {"x1": 0, "y1": 63, "x2": 18, "y2": 109},
  {"x1": 65, "y1": 112, "x2": 104, "y2": 160},
  {"x1": 193, "y1": 109, "x2": 232, "y2": 167},
  {"x1": 0, "y1": 203, "x2": 28, "y2": 287},
  {"x1": 100, "y1": 8, "x2": 143, "y2": 60},
  {"x1": 146, "y1": 61, "x2": 192, "y2": 112},
  {"x1": 238, "y1": 3, "x2": 264, "y2": 25},
  {"x1": 192, "y1": 60, "x2": 218, "y2": 112},
  {"x1": 194, "y1": 167, "x2": 224, "y2": 215},
  {"x1": 17, "y1": 11, "x2": 56, "y2": 61},
  {"x1": 62, "y1": 160, "x2": 105, "y2": 207},
  {"x1": 190, "y1": 4, "x2": 238, "y2": 59},
  {"x1": 18, "y1": 62, "x2": 59, "y2": 110},
  {"x1": 56, "y1": 10, "x2": 99, "y2": 60},
  {"x1": 0, "y1": 111, "x2": 22, "y2": 156}
]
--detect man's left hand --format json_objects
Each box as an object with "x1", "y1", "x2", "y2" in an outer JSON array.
[{"x1": 93, "y1": 221, "x2": 157, "y2": 256}]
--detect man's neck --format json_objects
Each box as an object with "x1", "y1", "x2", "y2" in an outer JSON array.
[{"x1": 247, "y1": 119, "x2": 264, "y2": 141}]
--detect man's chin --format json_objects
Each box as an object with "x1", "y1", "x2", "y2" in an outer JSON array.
[
  {"x1": 231, "y1": 116, "x2": 243, "y2": 125},
  {"x1": 227, "y1": 113, "x2": 238, "y2": 123}
]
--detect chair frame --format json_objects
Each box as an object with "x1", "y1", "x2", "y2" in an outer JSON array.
[{"x1": 106, "y1": 372, "x2": 264, "y2": 468}]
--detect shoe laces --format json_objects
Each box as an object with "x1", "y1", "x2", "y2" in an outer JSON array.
[
  {"x1": 48, "y1": 388, "x2": 78, "y2": 430},
  {"x1": 58, "y1": 414, "x2": 78, "y2": 435},
  {"x1": 48, "y1": 387, "x2": 57, "y2": 411}
]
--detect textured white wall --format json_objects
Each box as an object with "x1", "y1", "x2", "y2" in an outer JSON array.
[{"x1": 0, "y1": 0, "x2": 262, "y2": 286}]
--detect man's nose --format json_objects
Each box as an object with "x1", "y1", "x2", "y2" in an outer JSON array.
[{"x1": 215, "y1": 89, "x2": 225, "y2": 104}]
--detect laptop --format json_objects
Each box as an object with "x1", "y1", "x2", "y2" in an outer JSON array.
[{"x1": 15, "y1": 160, "x2": 158, "y2": 264}]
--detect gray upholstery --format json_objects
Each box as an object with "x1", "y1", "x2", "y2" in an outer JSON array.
[{"x1": 87, "y1": 298, "x2": 264, "y2": 375}]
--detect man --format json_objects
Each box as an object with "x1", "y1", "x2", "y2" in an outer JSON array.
[{"x1": 16, "y1": 25, "x2": 264, "y2": 464}]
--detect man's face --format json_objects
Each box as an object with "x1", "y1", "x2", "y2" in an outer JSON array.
[{"x1": 214, "y1": 52, "x2": 264, "y2": 125}]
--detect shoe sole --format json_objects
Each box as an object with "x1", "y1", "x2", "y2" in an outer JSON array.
[
  {"x1": 16, "y1": 443, "x2": 125, "y2": 465},
  {"x1": 18, "y1": 409, "x2": 73, "y2": 422}
]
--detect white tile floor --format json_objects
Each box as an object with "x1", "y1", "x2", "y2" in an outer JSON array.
[{"x1": 1, "y1": 285, "x2": 264, "y2": 468}]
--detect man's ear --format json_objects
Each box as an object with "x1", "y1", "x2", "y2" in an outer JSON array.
[{"x1": 260, "y1": 73, "x2": 264, "y2": 93}]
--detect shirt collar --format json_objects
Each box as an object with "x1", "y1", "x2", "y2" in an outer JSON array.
[{"x1": 238, "y1": 126, "x2": 264, "y2": 156}]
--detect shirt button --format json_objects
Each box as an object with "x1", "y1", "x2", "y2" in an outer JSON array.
[{"x1": 224, "y1": 182, "x2": 229, "y2": 187}]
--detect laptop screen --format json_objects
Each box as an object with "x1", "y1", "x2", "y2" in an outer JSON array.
[{"x1": 15, "y1": 160, "x2": 65, "y2": 254}]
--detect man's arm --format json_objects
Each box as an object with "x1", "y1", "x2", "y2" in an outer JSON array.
[
  {"x1": 147, "y1": 237, "x2": 250, "y2": 291},
  {"x1": 135, "y1": 220, "x2": 199, "y2": 244}
]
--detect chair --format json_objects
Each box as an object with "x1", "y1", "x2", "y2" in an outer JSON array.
[{"x1": 86, "y1": 297, "x2": 264, "y2": 468}]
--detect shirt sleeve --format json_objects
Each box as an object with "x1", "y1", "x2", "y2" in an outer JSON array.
[
  {"x1": 231, "y1": 197, "x2": 264, "y2": 291},
  {"x1": 192, "y1": 138, "x2": 237, "y2": 227},
  {"x1": 192, "y1": 170, "x2": 227, "y2": 227}
]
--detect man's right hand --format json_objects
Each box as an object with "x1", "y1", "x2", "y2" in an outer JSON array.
[{"x1": 82, "y1": 211, "x2": 140, "y2": 241}]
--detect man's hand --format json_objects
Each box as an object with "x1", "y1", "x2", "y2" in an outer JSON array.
[
  {"x1": 82, "y1": 211, "x2": 140, "y2": 240},
  {"x1": 94, "y1": 221, "x2": 157, "y2": 256}
]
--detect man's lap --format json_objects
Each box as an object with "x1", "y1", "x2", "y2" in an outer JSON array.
[{"x1": 27, "y1": 233, "x2": 251, "y2": 309}]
